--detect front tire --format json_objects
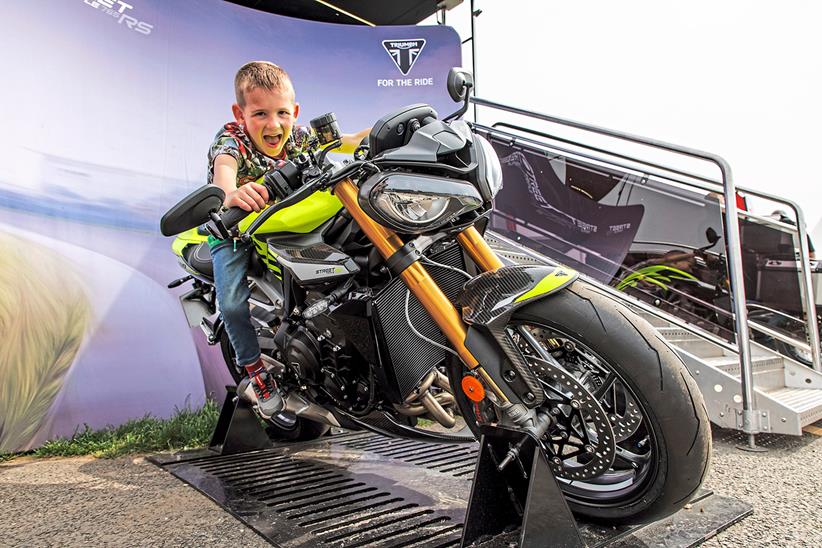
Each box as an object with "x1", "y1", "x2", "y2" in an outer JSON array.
[{"x1": 451, "y1": 281, "x2": 711, "y2": 524}]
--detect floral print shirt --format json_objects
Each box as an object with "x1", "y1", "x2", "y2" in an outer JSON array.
[{"x1": 207, "y1": 122, "x2": 313, "y2": 187}]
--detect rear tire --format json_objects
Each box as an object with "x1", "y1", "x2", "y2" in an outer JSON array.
[
  {"x1": 450, "y1": 281, "x2": 711, "y2": 524},
  {"x1": 219, "y1": 329, "x2": 330, "y2": 442}
]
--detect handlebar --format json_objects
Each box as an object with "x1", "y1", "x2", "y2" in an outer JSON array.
[
  {"x1": 206, "y1": 159, "x2": 373, "y2": 242},
  {"x1": 221, "y1": 206, "x2": 251, "y2": 230}
]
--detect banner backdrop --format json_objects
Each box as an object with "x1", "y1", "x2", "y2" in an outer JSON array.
[{"x1": 0, "y1": 1, "x2": 459, "y2": 452}]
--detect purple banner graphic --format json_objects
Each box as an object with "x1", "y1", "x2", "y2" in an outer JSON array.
[
  {"x1": 488, "y1": 141, "x2": 645, "y2": 282},
  {"x1": 0, "y1": 1, "x2": 459, "y2": 452}
]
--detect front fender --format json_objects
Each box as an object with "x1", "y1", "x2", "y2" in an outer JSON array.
[{"x1": 459, "y1": 264, "x2": 578, "y2": 326}]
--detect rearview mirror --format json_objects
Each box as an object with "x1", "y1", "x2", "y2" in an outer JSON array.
[
  {"x1": 705, "y1": 227, "x2": 720, "y2": 246},
  {"x1": 447, "y1": 67, "x2": 474, "y2": 102},
  {"x1": 160, "y1": 185, "x2": 225, "y2": 236}
]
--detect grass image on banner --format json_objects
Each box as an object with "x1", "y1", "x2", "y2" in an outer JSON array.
[{"x1": 0, "y1": 231, "x2": 92, "y2": 452}]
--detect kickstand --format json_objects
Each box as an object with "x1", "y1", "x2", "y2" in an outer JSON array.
[
  {"x1": 461, "y1": 425, "x2": 583, "y2": 548},
  {"x1": 209, "y1": 386, "x2": 273, "y2": 456}
]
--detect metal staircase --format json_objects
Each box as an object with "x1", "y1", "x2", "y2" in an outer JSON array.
[
  {"x1": 489, "y1": 232, "x2": 822, "y2": 436},
  {"x1": 642, "y1": 313, "x2": 822, "y2": 436}
]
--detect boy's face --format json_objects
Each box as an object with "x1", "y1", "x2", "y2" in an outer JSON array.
[{"x1": 232, "y1": 85, "x2": 299, "y2": 159}]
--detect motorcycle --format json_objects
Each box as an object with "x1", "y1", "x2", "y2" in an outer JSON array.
[
  {"x1": 615, "y1": 228, "x2": 736, "y2": 340},
  {"x1": 616, "y1": 228, "x2": 820, "y2": 366},
  {"x1": 160, "y1": 68, "x2": 710, "y2": 524}
]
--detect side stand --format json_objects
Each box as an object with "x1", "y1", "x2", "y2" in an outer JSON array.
[
  {"x1": 461, "y1": 425, "x2": 583, "y2": 548},
  {"x1": 209, "y1": 386, "x2": 273, "y2": 456}
]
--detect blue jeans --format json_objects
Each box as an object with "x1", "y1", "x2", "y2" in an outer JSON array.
[{"x1": 210, "y1": 239, "x2": 260, "y2": 367}]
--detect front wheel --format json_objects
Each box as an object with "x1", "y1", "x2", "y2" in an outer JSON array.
[{"x1": 450, "y1": 281, "x2": 711, "y2": 524}]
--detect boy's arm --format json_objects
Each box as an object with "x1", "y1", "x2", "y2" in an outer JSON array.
[
  {"x1": 212, "y1": 154, "x2": 269, "y2": 212},
  {"x1": 337, "y1": 128, "x2": 371, "y2": 155}
]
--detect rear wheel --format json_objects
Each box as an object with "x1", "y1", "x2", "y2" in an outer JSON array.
[
  {"x1": 450, "y1": 281, "x2": 711, "y2": 524},
  {"x1": 219, "y1": 329, "x2": 330, "y2": 441}
]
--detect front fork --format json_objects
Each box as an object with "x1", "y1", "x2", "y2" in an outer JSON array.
[{"x1": 334, "y1": 178, "x2": 510, "y2": 403}]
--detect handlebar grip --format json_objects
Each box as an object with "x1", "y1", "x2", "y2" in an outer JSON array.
[{"x1": 221, "y1": 206, "x2": 251, "y2": 230}]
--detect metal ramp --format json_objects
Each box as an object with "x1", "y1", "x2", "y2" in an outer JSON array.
[
  {"x1": 149, "y1": 431, "x2": 751, "y2": 547},
  {"x1": 488, "y1": 232, "x2": 822, "y2": 436}
]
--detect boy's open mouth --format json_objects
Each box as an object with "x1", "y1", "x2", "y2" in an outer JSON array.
[{"x1": 263, "y1": 134, "x2": 282, "y2": 148}]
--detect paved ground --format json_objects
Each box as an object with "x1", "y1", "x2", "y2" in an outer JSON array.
[
  {"x1": 0, "y1": 455, "x2": 268, "y2": 548},
  {"x1": 0, "y1": 426, "x2": 819, "y2": 547}
]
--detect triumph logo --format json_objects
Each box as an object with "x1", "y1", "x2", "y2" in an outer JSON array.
[{"x1": 382, "y1": 39, "x2": 426, "y2": 75}]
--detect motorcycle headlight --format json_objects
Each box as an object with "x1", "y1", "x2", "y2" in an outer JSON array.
[
  {"x1": 360, "y1": 172, "x2": 482, "y2": 233},
  {"x1": 474, "y1": 134, "x2": 503, "y2": 200}
]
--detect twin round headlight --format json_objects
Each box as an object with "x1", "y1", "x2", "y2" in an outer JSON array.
[{"x1": 360, "y1": 172, "x2": 483, "y2": 233}]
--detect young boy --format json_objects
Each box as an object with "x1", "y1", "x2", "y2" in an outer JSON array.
[{"x1": 208, "y1": 61, "x2": 367, "y2": 417}]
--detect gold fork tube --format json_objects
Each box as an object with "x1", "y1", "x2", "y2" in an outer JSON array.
[
  {"x1": 334, "y1": 179, "x2": 509, "y2": 402},
  {"x1": 457, "y1": 226, "x2": 504, "y2": 272}
]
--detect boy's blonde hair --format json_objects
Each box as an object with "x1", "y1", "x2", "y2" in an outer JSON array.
[
  {"x1": 0, "y1": 231, "x2": 91, "y2": 452},
  {"x1": 234, "y1": 61, "x2": 294, "y2": 107}
]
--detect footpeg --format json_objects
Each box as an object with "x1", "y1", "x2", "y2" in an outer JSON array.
[{"x1": 167, "y1": 274, "x2": 193, "y2": 288}]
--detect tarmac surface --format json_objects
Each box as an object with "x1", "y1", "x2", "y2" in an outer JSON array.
[{"x1": 0, "y1": 426, "x2": 819, "y2": 547}]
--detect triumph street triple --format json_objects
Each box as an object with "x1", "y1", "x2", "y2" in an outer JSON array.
[{"x1": 160, "y1": 69, "x2": 710, "y2": 524}]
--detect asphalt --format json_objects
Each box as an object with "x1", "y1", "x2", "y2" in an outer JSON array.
[{"x1": 0, "y1": 426, "x2": 819, "y2": 547}]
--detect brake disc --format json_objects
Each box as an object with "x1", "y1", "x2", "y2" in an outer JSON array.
[
  {"x1": 524, "y1": 327, "x2": 642, "y2": 443},
  {"x1": 524, "y1": 354, "x2": 616, "y2": 481}
]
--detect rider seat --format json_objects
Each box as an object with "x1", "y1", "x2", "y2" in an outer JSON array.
[{"x1": 183, "y1": 242, "x2": 215, "y2": 279}]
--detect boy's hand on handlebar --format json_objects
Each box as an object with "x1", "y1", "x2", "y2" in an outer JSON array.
[{"x1": 226, "y1": 182, "x2": 269, "y2": 212}]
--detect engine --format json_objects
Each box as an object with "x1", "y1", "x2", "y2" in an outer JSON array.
[{"x1": 280, "y1": 321, "x2": 371, "y2": 414}]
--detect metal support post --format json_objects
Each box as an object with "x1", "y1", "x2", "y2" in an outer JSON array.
[
  {"x1": 719, "y1": 171, "x2": 762, "y2": 451},
  {"x1": 462, "y1": 425, "x2": 583, "y2": 547},
  {"x1": 470, "y1": 0, "x2": 478, "y2": 122}
]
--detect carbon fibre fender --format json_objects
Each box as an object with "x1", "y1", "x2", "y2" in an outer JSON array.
[
  {"x1": 459, "y1": 265, "x2": 579, "y2": 326},
  {"x1": 457, "y1": 265, "x2": 578, "y2": 407}
]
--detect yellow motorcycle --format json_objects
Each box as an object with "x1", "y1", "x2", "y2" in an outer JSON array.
[{"x1": 160, "y1": 69, "x2": 710, "y2": 524}]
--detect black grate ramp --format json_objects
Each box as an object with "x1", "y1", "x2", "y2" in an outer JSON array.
[
  {"x1": 153, "y1": 439, "x2": 468, "y2": 547},
  {"x1": 150, "y1": 431, "x2": 752, "y2": 547},
  {"x1": 336, "y1": 434, "x2": 480, "y2": 478}
]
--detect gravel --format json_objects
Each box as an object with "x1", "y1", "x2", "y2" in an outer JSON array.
[
  {"x1": 0, "y1": 455, "x2": 269, "y2": 547},
  {"x1": 0, "y1": 427, "x2": 819, "y2": 547},
  {"x1": 700, "y1": 427, "x2": 822, "y2": 547}
]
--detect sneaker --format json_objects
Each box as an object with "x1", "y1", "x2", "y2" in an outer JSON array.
[{"x1": 245, "y1": 361, "x2": 285, "y2": 419}]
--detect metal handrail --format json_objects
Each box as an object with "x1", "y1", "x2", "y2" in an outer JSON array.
[
  {"x1": 471, "y1": 96, "x2": 771, "y2": 444},
  {"x1": 475, "y1": 122, "x2": 817, "y2": 355},
  {"x1": 473, "y1": 112, "x2": 821, "y2": 373}
]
